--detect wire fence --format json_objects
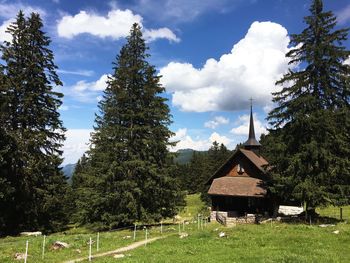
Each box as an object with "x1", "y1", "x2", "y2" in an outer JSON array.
[
  {"x1": 317, "y1": 206, "x2": 350, "y2": 221},
  {"x1": 0, "y1": 215, "x2": 210, "y2": 262}
]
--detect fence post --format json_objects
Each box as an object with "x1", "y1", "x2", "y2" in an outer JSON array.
[
  {"x1": 89, "y1": 237, "x2": 92, "y2": 262},
  {"x1": 145, "y1": 228, "x2": 148, "y2": 247},
  {"x1": 97, "y1": 232, "x2": 100, "y2": 252},
  {"x1": 133, "y1": 224, "x2": 137, "y2": 241},
  {"x1": 340, "y1": 207, "x2": 343, "y2": 221},
  {"x1": 24, "y1": 240, "x2": 28, "y2": 263},
  {"x1": 160, "y1": 221, "x2": 163, "y2": 235},
  {"x1": 42, "y1": 235, "x2": 46, "y2": 259},
  {"x1": 197, "y1": 215, "x2": 200, "y2": 230}
]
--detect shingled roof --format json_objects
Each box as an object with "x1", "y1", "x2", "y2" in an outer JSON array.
[
  {"x1": 206, "y1": 148, "x2": 269, "y2": 185},
  {"x1": 240, "y1": 149, "x2": 268, "y2": 172},
  {"x1": 208, "y1": 177, "x2": 267, "y2": 197}
]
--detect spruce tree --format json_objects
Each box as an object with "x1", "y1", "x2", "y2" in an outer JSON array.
[
  {"x1": 187, "y1": 151, "x2": 209, "y2": 194},
  {"x1": 264, "y1": 0, "x2": 350, "y2": 217},
  {"x1": 200, "y1": 142, "x2": 231, "y2": 204},
  {"x1": 73, "y1": 24, "x2": 184, "y2": 228},
  {"x1": 0, "y1": 11, "x2": 68, "y2": 234},
  {"x1": 0, "y1": 68, "x2": 16, "y2": 233}
]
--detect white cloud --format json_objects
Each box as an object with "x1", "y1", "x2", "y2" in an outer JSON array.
[
  {"x1": 209, "y1": 132, "x2": 232, "y2": 146},
  {"x1": 336, "y1": 4, "x2": 350, "y2": 24},
  {"x1": 171, "y1": 128, "x2": 209, "y2": 151},
  {"x1": 62, "y1": 129, "x2": 92, "y2": 165},
  {"x1": 0, "y1": 3, "x2": 47, "y2": 43},
  {"x1": 160, "y1": 21, "x2": 291, "y2": 112},
  {"x1": 57, "y1": 9, "x2": 179, "y2": 42},
  {"x1": 57, "y1": 69, "x2": 94, "y2": 77},
  {"x1": 0, "y1": 19, "x2": 12, "y2": 42},
  {"x1": 144, "y1": 28, "x2": 180, "y2": 43},
  {"x1": 72, "y1": 75, "x2": 108, "y2": 92},
  {"x1": 170, "y1": 128, "x2": 232, "y2": 151},
  {"x1": 0, "y1": 2, "x2": 46, "y2": 20},
  {"x1": 230, "y1": 113, "x2": 267, "y2": 139},
  {"x1": 59, "y1": 105, "x2": 69, "y2": 111},
  {"x1": 62, "y1": 74, "x2": 109, "y2": 103},
  {"x1": 204, "y1": 116, "x2": 229, "y2": 129},
  {"x1": 57, "y1": 10, "x2": 142, "y2": 39},
  {"x1": 344, "y1": 57, "x2": 350, "y2": 65}
]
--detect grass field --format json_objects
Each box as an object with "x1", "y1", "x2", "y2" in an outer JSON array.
[
  {"x1": 178, "y1": 194, "x2": 209, "y2": 220},
  {"x1": 317, "y1": 206, "x2": 350, "y2": 221},
  {"x1": 0, "y1": 226, "x2": 159, "y2": 263},
  {"x1": 1, "y1": 195, "x2": 349, "y2": 263},
  {"x1": 90, "y1": 222, "x2": 350, "y2": 263}
]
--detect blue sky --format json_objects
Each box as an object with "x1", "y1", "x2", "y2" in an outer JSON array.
[{"x1": 0, "y1": 0, "x2": 349, "y2": 164}]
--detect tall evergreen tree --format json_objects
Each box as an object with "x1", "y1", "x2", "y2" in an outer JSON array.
[
  {"x1": 263, "y1": 0, "x2": 350, "y2": 217},
  {"x1": 178, "y1": 142, "x2": 231, "y2": 202},
  {"x1": 200, "y1": 142, "x2": 231, "y2": 203},
  {"x1": 73, "y1": 24, "x2": 184, "y2": 229},
  {"x1": 0, "y1": 68, "x2": 16, "y2": 232},
  {"x1": 187, "y1": 151, "x2": 209, "y2": 194},
  {"x1": 0, "y1": 11, "x2": 68, "y2": 234}
]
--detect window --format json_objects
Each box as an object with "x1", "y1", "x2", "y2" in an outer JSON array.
[{"x1": 237, "y1": 163, "x2": 245, "y2": 174}]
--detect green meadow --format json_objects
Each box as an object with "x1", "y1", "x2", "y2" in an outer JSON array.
[
  {"x1": 0, "y1": 195, "x2": 349, "y2": 263},
  {"x1": 91, "y1": 223, "x2": 350, "y2": 263}
]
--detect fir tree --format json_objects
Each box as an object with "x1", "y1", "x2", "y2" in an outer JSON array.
[
  {"x1": 0, "y1": 68, "x2": 16, "y2": 233},
  {"x1": 200, "y1": 142, "x2": 231, "y2": 203},
  {"x1": 208, "y1": 141, "x2": 231, "y2": 172},
  {"x1": 264, "y1": 0, "x2": 350, "y2": 217},
  {"x1": 179, "y1": 142, "x2": 231, "y2": 203},
  {"x1": 0, "y1": 11, "x2": 68, "y2": 234},
  {"x1": 188, "y1": 151, "x2": 209, "y2": 194},
  {"x1": 73, "y1": 24, "x2": 184, "y2": 228}
]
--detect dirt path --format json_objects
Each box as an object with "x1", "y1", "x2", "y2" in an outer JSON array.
[{"x1": 63, "y1": 236, "x2": 166, "y2": 263}]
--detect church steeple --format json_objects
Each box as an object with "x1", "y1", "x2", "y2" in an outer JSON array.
[{"x1": 243, "y1": 99, "x2": 261, "y2": 150}]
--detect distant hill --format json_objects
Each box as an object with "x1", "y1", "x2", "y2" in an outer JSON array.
[
  {"x1": 174, "y1": 149, "x2": 208, "y2": 164},
  {"x1": 62, "y1": 163, "x2": 76, "y2": 182},
  {"x1": 174, "y1": 149, "x2": 194, "y2": 164},
  {"x1": 61, "y1": 149, "x2": 198, "y2": 181}
]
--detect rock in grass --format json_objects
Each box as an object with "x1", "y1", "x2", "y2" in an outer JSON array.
[
  {"x1": 14, "y1": 253, "x2": 26, "y2": 260},
  {"x1": 51, "y1": 241, "x2": 70, "y2": 250},
  {"x1": 114, "y1": 254, "x2": 125, "y2": 259},
  {"x1": 333, "y1": 230, "x2": 339, "y2": 234},
  {"x1": 260, "y1": 218, "x2": 273, "y2": 224},
  {"x1": 219, "y1": 232, "x2": 226, "y2": 238},
  {"x1": 122, "y1": 235, "x2": 132, "y2": 239},
  {"x1": 179, "y1": 233, "x2": 188, "y2": 239}
]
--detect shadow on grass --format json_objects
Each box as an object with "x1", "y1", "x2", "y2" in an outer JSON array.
[{"x1": 278, "y1": 215, "x2": 342, "y2": 225}]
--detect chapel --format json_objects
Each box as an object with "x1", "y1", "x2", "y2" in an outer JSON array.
[{"x1": 207, "y1": 104, "x2": 275, "y2": 224}]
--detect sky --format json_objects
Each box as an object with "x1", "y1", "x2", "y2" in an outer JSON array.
[{"x1": 0, "y1": 0, "x2": 349, "y2": 165}]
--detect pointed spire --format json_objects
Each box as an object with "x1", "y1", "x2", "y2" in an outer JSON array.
[{"x1": 244, "y1": 98, "x2": 261, "y2": 149}]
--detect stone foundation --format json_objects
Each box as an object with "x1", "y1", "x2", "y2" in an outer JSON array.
[{"x1": 211, "y1": 210, "x2": 257, "y2": 225}]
